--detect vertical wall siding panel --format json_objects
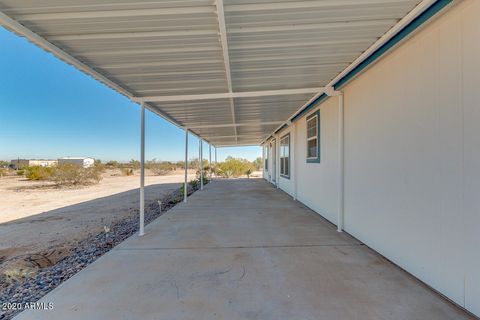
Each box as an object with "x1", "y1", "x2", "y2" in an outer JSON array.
[
  {"x1": 340, "y1": 0, "x2": 477, "y2": 312},
  {"x1": 435, "y1": 9, "x2": 465, "y2": 307},
  {"x1": 267, "y1": 1, "x2": 478, "y2": 315},
  {"x1": 295, "y1": 97, "x2": 339, "y2": 224},
  {"x1": 461, "y1": 0, "x2": 480, "y2": 315}
]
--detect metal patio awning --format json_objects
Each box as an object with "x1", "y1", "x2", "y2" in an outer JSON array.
[{"x1": 0, "y1": 0, "x2": 437, "y2": 146}]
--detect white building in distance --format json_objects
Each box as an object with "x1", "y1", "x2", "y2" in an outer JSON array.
[
  {"x1": 10, "y1": 159, "x2": 57, "y2": 169},
  {"x1": 58, "y1": 157, "x2": 95, "y2": 168}
]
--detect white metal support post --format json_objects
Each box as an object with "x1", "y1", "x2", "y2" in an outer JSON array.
[
  {"x1": 261, "y1": 146, "x2": 265, "y2": 179},
  {"x1": 215, "y1": 147, "x2": 218, "y2": 177},
  {"x1": 209, "y1": 144, "x2": 212, "y2": 179},
  {"x1": 139, "y1": 102, "x2": 145, "y2": 236},
  {"x1": 184, "y1": 128, "x2": 188, "y2": 203},
  {"x1": 337, "y1": 92, "x2": 345, "y2": 232},
  {"x1": 200, "y1": 140, "x2": 204, "y2": 190},
  {"x1": 293, "y1": 122, "x2": 298, "y2": 200},
  {"x1": 276, "y1": 137, "x2": 280, "y2": 188}
]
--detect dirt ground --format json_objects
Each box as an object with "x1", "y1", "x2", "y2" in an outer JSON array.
[{"x1": 0, "y1": 169, "x2": 195, "y2": 265}]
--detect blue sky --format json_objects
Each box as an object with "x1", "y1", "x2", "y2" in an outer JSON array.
[{"x1": 0, "y1": 27, "x2": 261, "y2": 162}]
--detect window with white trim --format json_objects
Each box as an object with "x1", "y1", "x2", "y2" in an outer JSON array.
[
  {"x1": 306, "y1": 111, "x2": 320, "y2": 163},
  {"x1": 280, "y1": 134, "x2": 290, "y2": 178}
]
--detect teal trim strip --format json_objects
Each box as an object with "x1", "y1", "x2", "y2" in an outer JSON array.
[
  {"x1": 333, "y1": 0, "x2": 452, "y2": 90},
  {"x1": 291, "y1": 93, "x2": 327, "y2": 122},
  {"x1": 274, "y1": 123, "x2": 288, "y2": 135},
  {"x1": 291, "y1": 0, "x2": 451, "y2": 124}
]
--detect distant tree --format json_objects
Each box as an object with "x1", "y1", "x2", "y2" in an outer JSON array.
[
  {"x1": 144, "y1": 159, "x2": 175, "y2": 175},
  {"x1": 252, "y1": 157, "x2": 262, "y2": 171},
  {"x1": 218, "y1": 157, "x2": 254, "y2": 178},
  {"x1": 105, "y1": 160, "x2": 120, "y2": 168},
  {"x1": 129, "y1": 159, "x2": 140, "y2": 169},
  {"x1": 189, "y1": 158, "x2": 200, "y2": 169},
  {"x1": 0, "y1": 160, "x2": 10, "y2": 168},
  {"x1": 175, "y1": 161, "x2": 185, "y2": 168}
]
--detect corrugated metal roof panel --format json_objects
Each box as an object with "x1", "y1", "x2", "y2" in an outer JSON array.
[{"x1": 0, "y1": 0, "x2": 423, "y2": 146}]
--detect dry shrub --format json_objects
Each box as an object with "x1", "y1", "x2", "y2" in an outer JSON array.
[
  {"x1": 148, "y1": 160, "x2": 175, "y2": 176},
  {"x1": 51, "y1": 163, "x2": 103, "y2": 186},
  {"x1": 0, "y1": 168, "x2": 7, "y2": 177},
  {"x1": 26, "y1": 166, "x2": 54, "y2": 181},
  {"x1": 105, "y1": 160, "x2": 120, "y2": 168},
  {"x1": 217, "y1": 157, "x2": 255, "y2": 178},
  {"x1": 121, "y1": 168, "x2": 134, "y2": 176}
]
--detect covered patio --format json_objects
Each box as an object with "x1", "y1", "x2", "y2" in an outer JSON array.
[
  {"x1": 15, "y1": 179, "x2": 472, "y2": 319},
  {"x1": 2, "y1": 0, "x2": 479, "y2": 318}
]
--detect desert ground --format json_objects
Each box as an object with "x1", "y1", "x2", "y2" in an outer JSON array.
[{"x1": 0, "y1": 169, "x2": 195, "y2": 266}]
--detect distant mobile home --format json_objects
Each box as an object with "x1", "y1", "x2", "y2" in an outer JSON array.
[
  {"x1": 57, "y1": 157, "x2": 95, "y2": 168},
  {"x1": 10, "y1": 159, "x2": 57, "y2": 169}
]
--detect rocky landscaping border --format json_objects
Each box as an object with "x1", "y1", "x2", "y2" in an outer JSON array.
[{"x1": 0, "y1": 182, "x2": 202, "y2": 320}]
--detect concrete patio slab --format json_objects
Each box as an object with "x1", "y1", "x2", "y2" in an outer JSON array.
[{"x1": 14, "y1": 179, "x2": 474, "y2": 320}]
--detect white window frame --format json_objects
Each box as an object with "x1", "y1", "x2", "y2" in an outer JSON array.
[
  {"x1": 280, "y1": 133, "x2": 290, "y2": 179},
  {"x1": 306, "y1": 111, "x2": 320, "y2": 163}
]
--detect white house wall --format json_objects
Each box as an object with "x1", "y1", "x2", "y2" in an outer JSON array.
[
  {"x1": 263, "y1": 0, "x2": 479, "y2": 316},
  {"x1": 294, "y1": 98, "x2": 339, "y2": 225},
  {"x1": 342, "y1": 0, "x2": 479, "y2": 314}
]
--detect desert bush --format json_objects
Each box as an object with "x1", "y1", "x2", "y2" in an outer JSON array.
[
  {"x1": 129, "y1": 159, "x2": 140, "y2": 170},
  {"x1": 175, "y1": 161, "x2": 185, "y2": 168},
  {"x1": 201, "y1": 174, "x2": 210, "y2": 185},
  {"x1": 189, "y1": 179, "x2": 199, "y2": 190},
  {"x1": 252, "y1": 157, "x2": 262, "y2": 171},
  {"x1": 26, "y1": 166, "x2": 54, "y2": 181},
  {"x1": 121, "y1": 168, "x2": 134, "y2": 176},
  {"x1": 51, "y1": 163, "x2": 104, "y2": 186},
  {"x1": 0, "y1": 160, "x2": 10, "y2": 168},
  {"x1": 147, "y1": 159, "x2": 175, "y2": 176},
  {"x1": 188, "y1": 158, "x2": 209, "y2": 170},
  {"x1": 189, "y1": 158, "x2": 200, "y2": 170},
  {"x1": 195, "y1": 167, "x2": 210, "y2": 183},
  {"x1": 16, "y1": 169, "x2": 25, "y2": 176},
  {"x1": 105, "y1": 160, "x2": 120, "y2": 168},
  {"x1": 0, "y1": 168, "x2": 7, "y2": 177},
  {"x1": 217, "y1": 157, "x2": 255, "y2": 178}
]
